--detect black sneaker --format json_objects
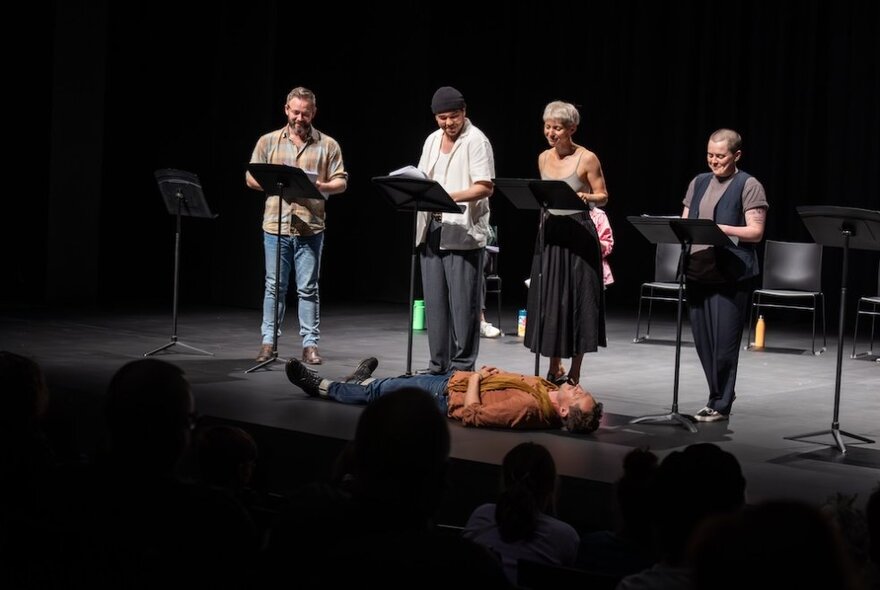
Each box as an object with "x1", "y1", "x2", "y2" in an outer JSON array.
[
  {"x1": 694, "y1": 407, "x2": 728, "y2": 422},
  {"x1": 546, "y1": 371, "x2": 572, "y2": 386},
  {"x1": 343, "y1": 357, "x2": 378, "y2": 384},
  {"x1": 285, "y1": 358, "x2": 323, "y2": 397}
]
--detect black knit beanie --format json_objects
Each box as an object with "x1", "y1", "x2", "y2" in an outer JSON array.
[{"x1": 431, "y1": 86, "x2": 466, "y2": 114}]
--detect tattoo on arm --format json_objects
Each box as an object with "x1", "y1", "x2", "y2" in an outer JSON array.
[{"x1": 746, "y1": 208, "x2": 766, "y2": 227}]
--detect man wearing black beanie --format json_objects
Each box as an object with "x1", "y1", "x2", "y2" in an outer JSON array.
[{"x1": 414, "y1": 86, "x2": 495, "y2": 374}]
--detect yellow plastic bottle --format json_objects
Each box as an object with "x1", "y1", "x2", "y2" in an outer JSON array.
[{"x1": 755, "y1": 315, "x2": 766, "y2": 349}]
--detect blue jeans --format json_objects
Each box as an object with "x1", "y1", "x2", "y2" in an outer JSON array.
[
  {"x1": 328, "y1": 372, "x2": 453, "y2": 415},
  {"x1": 262, "y1": 231, "x2": 324, "y2": 347}
]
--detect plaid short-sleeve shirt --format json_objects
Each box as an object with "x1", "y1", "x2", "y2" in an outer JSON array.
[{"x1": 249, "y1": 126, "x2": 348, "y2": 236}]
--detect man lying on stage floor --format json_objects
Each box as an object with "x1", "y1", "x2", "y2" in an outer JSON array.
[{"x1": 285, "y1": 357, "x2": 603, "y2": 433}]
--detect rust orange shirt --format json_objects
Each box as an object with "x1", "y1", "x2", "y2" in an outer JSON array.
[{"x1": 446, "y1": 371, "x2": 562, "y2": 429}]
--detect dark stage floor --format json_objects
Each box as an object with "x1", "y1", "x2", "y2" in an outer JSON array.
[{"x1": 2, "y1": 301, "x2": 879, "y2": 529}]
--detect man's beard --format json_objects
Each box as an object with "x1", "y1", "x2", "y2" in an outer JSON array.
[{"x1": 290, "y1": 122, "x2": 312, "y2": 139}]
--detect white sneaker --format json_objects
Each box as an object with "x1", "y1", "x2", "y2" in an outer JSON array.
[
  {"x1": 524, "y1": 278, "x2": 531, "y2": 288},
  {"x1": 480, "y1": 321, "x2": 502, "y2": 338}
]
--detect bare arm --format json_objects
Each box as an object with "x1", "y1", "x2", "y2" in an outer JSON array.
[
  {"x1": 464, "y1": 366, "x2": 499, "y2": 407},
  {"x1": 577, "y1": 150, "x2": 609, "y2": 207},
  {"x1": 246, "y1": 171, "x2": 262, "y2": 191},
  {"x1": 316, "y1": 177, "x2": 347, "y2": 195},
  {"x1": 718, "y1": 207, "x2": 767, "y2": 243},
  {"x1": 450, "y1": 180, "x2": 493, "y2": 204},
  {"x1": 464, "y1": 373, "x2": 481, "y2": 407}
]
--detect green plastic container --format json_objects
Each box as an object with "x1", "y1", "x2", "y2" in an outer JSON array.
[{"x1": 413, "y1": 299, "x2": 426, "y2": 330}]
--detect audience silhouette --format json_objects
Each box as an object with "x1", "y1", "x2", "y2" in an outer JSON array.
[
  {"x1": 616, "y1": 442, "x2": 746, "y2": 590},
  {"x1": 0, "y1": 351, "x2": 62, "y2": 588},
  {"x1": 58, "y1": 358, "x2": 259, "y2": 588},
  {"x1": 578, "y1": 447, "x2": 658, "y2": 580},
  {"x1": 267, "y1": 387, "x2": 511, "y2": 588},
  {"x1": 194, "y1": 422, "x2": 285, "y2": 549},
  {"x1": 689, "y1": 498, "x2": 861, "y2": 590},
  {"x1": 4, "y1": 350, "x2": 875, "y2": 588},
  {"x1": 866, "y1": 484, "x2": 880, "y2": 590},
  {"x1": 463, "y1": 441, "x2": 579, "y2": 585}
]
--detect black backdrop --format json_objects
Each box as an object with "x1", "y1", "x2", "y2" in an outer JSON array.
[{"x1": 6, "y1": 1, "x2": 879, "y2": 327}]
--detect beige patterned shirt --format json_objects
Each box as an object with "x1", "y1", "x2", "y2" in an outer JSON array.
[{"x1": 249, "y1": 126, "x2": 348, "y2": 236}]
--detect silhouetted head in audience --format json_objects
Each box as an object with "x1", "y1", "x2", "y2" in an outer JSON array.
[
  {"x1": 0, "y1": 351, "x2": 49, "y2": 432},
  {"x1": 105, "y1": 358, "x2": 194, "y2": 474},
  {"x1": 821, "y1": 492, "x2": 870, "y2": 578},
  {"x1": 496, "y1": 441, "x2": 558, "y2": 543},
  {"x1": 196, "y1": 424, "x2": 258, "y2": 493},
  {"x1": 689, "y1": 498, "x2": 861, "y2": 590},
  {"x1": 615, "y1": 447, "x2": 659, "y2": 543},
  {"x1": 652, "y1": 442, "x2": 746, "y2": 566},
  {"x1": 351, "y1": 387, "x2": 450, "y2": 529}
]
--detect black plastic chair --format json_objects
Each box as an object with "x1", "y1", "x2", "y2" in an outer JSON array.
[
  {"x1": 484, "y1": 231, "x2": 502, "y2": 333},
  {"x1": 851, "y1": 260, "x2": 880, "y2": 359},
  {"x1": 633, "y1": 242, "x2": 684, "y2": 342},
  {"x1": 746, "y1": 240, "x2": 826, "y2": 355}
]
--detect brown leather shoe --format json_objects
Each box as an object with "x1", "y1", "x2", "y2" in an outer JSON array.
[
  {"x1": 255, "y1": 344, "x2": 274, "y2": 362},
  {"x1": 302, "y1": 345, "x2": 323, "y2": 365}
]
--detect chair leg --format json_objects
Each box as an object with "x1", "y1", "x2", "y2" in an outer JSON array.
[
  {"x1": 852, "y1": 301, "x2": 879, "y2": 358},
  {"x1": 745, "y1": 294, "x2": 756, "y2": 350},
  {"x1": 852, "y1": 302, "x2": 862, "y2": 358},
  {"x1": 870, "y1": 311, "x2": 877, "y2": 354},
  {"x1": 811, "y1": 294, "x2": 818, "y2": 355},
  {"x1": 496, "y1": 278, "x2": 503, "y2": 334},
  {"x1": 634, "y1": 287, "x2": 646, "y2": 342}
]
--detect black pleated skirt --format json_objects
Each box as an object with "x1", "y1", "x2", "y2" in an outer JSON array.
[{"x1": 524, "y1": 211, "x2": 606, "y2": 358}]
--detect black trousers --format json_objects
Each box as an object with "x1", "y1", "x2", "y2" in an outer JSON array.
[
  {"x1": 420, "y1": 223, "x2": 484, "y2": 373},
  {"x1": 686, "y1": 279, "x2": 754, "y2": 415}
]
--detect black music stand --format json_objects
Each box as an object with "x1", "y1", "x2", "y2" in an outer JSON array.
[
  {"x1": 784, "y1": 206, "x2": 880, "y2": 453},
  {"x1": 493, "y1": 179, "x2": 588, "y2": 376},
  {"x1": 371, "y1": 174, "x2": 461, "y2": 375},
  {"x1": 246, "y1": 163, "x2": 324, "y2": 374},
  {"x1": 145, "y1": 169, "x2": 218, "y2": 357},
  {"x1": 627, "y1": 216, "x2": 735, "y2": 433}
]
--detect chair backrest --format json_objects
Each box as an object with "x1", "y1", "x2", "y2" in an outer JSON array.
[
  {"x1": 761, "y1": 240, "x2": 823, "y2": 292},
  {"x1": 485, "y1": 225, "x2": 499, "y2": 276},
  {"x1": 654, "y1": 242, "x2": 681, "y2": 283},
  {"x1": 483, "y1": 246, "x2": 499, "y2": 273}
]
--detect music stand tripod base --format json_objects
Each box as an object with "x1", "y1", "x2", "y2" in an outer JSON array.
[
  {"x1": 784, "y1": 428, "x2": 874, "y2": 454},
  {"x1": 630, "y1": 412, "x2": 698, "y2": 433},
  {"x1": 245, "y1": 351, "x2": 288, "y2": 374},
  {"x1": 145, "y1": 337, "x2": 213, "y2": 357}
]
